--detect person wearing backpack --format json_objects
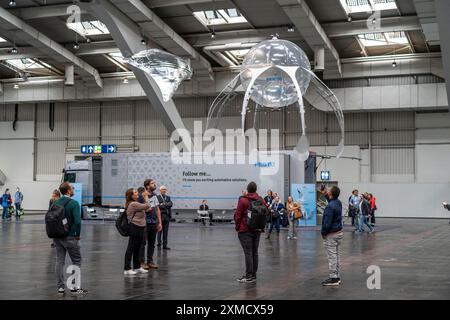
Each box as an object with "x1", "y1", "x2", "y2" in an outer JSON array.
[
  {"x1": 124, "y1": 188, "x2": 150, "y2": 275},
  {"x1": 50, "y1": 182, "x2": 87, "y2": 295},
  {"x1": 2, "y1": 189, "x2": 12, "y2": 221},
  {"x1": 234, "y1": 181, "x2": 268, "y2": 283}
]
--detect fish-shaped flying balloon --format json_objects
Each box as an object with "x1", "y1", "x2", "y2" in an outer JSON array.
[
  {"x1": 206, "y1": 37, "x2": 344, "y2": 161},
  {"x1": 126, "y1": 49, "x2": 192, "y2": 102}
]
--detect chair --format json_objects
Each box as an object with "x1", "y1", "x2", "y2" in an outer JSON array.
[{"x1": 197, "y1": 210, "x2": 210, "y2": 225}]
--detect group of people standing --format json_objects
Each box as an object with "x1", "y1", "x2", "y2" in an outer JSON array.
[
  {"x1": 234, "y1": 182, "x2": 344, "y2": 286},
  {"x1": 263, "y1": 190, "x2": 302, "y2": 240},
  {"x1": 348, "y1": 189, "x2": 377, "y2": 233},
  {"x1": 1, "y1": 187, "x2": 24, "y2": 221},
  {"x1": 124, "y1": 179, "x2": 173, "y2": 275}
]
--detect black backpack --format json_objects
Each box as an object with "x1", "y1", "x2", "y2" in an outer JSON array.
[
  {"x1": 45, "y1": 197, "x2": 72, "y2": 239},
  {"x1": 247, "y1": 197, "x2": 269, "y2": 231},
  {"x1": 115, "y1": 209, "x2": 137, "y2": 237}
]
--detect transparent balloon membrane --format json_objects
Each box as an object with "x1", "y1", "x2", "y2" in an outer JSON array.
[
  {"x1": 240, "y1": 39, "x2": 311, "y2": 108},
  {"x1": 126, "y1": 49, "x2": 192, "y2": 102}
]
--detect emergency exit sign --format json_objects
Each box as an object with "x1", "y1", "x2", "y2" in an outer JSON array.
[{"x1": 81, "y1": 144, "x2": 116, "y2": 154}]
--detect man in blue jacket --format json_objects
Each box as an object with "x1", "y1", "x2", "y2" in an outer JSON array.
[{"x1": 321, "y1": 186, "x2": 343, "y2": 286}]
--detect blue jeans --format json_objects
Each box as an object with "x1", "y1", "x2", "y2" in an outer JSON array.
[
  {"x1": 2, "y1": 206, "x2": 8, "y2": 219},
  {"x1": 15, "y1": 203, "x2": 21, "y2": 217},
  {"x1": 358, "y1": 215, "x2": 374, "y2": 232},
  {"x1": 268, "y1": 216, "x2": 280, "y2": 234}
]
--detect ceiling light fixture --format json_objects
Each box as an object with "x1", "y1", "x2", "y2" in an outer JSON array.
[
  {"x1": 211, "y1": 31, "x2": 216, "y2": 39},
  {"x1": 347, "y1": 15, "x2": 352, "y2": 22},
  {"x1": 123, "y1": 78, "x2": 129, "y2": 84},
  {"x1": 13, "y1": 83, "x2": 19, "y2": 89},
  {"x1": 287, "y1": 25, "x2": 295, "y2": 32},
  {"x1": 11, "y1": 47, "x2": 18, "y2": 54},
  {"x1": 86, "y1": 37, "x2": 91, "y2": 43},
  {"x1": 9, "y1": 0, "x2": 16, "y2": 7},
  {"x1": 392, "y1": 61, "x2": 397, "y2": 68},
  {"x1": 141, "y1": 39, "x2": 146, "y2": 45},
  {"x1": 73, "y1": 42, "x2": 80, "y2": 50},
  {"x1": 372, "y1": 17, "x2": 376, "y2": 24}
]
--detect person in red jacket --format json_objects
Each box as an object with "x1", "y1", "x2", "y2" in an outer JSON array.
[
  {"x1": 234, "y1": 181, "x2": 267, "y2": 283},
  {"x1": 368, "y1": 193, "x2": 377, "y2": 227}
]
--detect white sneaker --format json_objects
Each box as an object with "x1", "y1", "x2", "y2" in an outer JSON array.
[
  {"x1": 124, "y1": 269, "x2": 137, "y2": 275},
  {"x1": 293, "y1": 236, "x2": 298, "y2": 239},
  {"x1": 287, "y1": 236, "x2": 292, "y2": 240},
  {"x1": 134, "y1": 267, "x2": 148, "y2": 274}
]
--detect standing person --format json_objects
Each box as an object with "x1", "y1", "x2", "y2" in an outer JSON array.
[
  {"x1": 124, "y1": 188, "x2": 150, "y2": 275},
  {"x1": 52, "y1": 182, "x2": 87, "y2": 295},
  {"x1": 357, "y1": 193, "x2": 374, "y2": 233},
  {"x1": 321, "y1": 186, "x2": 343, "y2": 286},
  {"x1": 49, "y1": 189, "x2": 61, "y2": 209},
  {"x1": 140, "y1": 179, "x2": 162, "y2": 270},
  {"x1": 264, "y1": 190, "x2": 274, "y2": 207},
  {"x1": 286, "y1": 196, "x2": 301, "y2": 240},
  {"x1": 157, "y1": 186, "x2": 173, "y2": 250},
  {"x1": 199, "y1": 200, "x2": 213, "y2": 226},
  {"x1": 49, "y1": 189, "x2": 61, "y2": 248},
  {"x1": 266, "y1": 196, "x2": 284, "y2": 239},
  {"x1": 14, "y1": 187, "x2": 24, "y2": 219},
  {"x1": 2, "y1": 189, "x2": 12, "y2": 221},
  {"x1": 368, "y1": 193, "x2": 377, "y2": 227},
  {"x1": 348, "y1": 190, "x2": 360, "y2": 227},
  {"x1": 234, "y1": 181, "x2": 267, "y2": 283}
]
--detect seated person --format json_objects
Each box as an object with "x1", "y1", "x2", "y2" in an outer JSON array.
[{"x1": 199, "y1": 200, "x2": 213, "y2": 226}]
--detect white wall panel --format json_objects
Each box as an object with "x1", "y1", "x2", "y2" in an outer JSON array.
[
  {"x1": 101, "y1": 101, "x2": 134, "y2": 138},
  {"x1": 136, "y1": 138, "x2": 170, "y2": 152},
  {"x1": 68, "y1": 102, "x2": 100, "y2": 138},
  {"x1": 372, "y1": 148, "x2": 414, "y2": 175},
  {"x1": 36, "y1": 140, "x2": 66, "y2": 175},
  {"x1": 36, "y1": 102, "x2": 68, "y2": 139}
]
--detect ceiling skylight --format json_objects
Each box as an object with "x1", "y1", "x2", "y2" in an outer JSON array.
[
  {"x1": 5, "y1": 58, "x2": 56, "y2": 73},
  {"x1": 0, "y1": 36, "x2": 7, "y2": 43},
  {"x1": 340, "y1": 0, "x2": 397, "y2": 14},
  {"x1": 225, "y1": 49, "x2": 250, "y2": 63},
  {"x1": 67, "y1": 20, "x2": 110, "y2": 36},
  {"x1": 358, "y1": 31, "x2": 409, "y2": 47},
  {"x1": 193, "y1": 8, "x2": 248, "y2": 26}
]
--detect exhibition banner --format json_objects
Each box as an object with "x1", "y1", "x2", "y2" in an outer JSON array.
[
  {"x1": 291, "y1": 184, "x2": 316, "y2": 227},
  {"x1": 72, "y1": 183, "x2": 83, "y2": 215}
]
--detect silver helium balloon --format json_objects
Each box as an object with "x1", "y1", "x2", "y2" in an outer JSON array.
[{"x1": 206, "y1": 37, "x2": 345, "y2": 161}]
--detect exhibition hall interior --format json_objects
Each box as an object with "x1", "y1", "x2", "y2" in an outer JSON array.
[{"x1": 0, "y1": 0, "x2": 450, "y2": 301}]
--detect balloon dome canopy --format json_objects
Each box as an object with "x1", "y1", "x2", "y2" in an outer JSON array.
[{"x1": 240, "y1": 39, "x2": 312, "y2": 108}]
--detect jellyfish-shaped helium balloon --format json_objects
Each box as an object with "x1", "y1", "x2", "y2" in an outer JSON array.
[
  {"x1": 206, "y1": 37, "x2": 344, "y2": 161},
  {"x1": 126, "y1": 49, "x2": 192, "y2": 102}
]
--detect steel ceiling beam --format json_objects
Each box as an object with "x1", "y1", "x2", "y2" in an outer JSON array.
[
  {"x1": 276, "y1": 0, "x2": 342, "y2": 75},
  {"x1": 0, "y1": 6, "x2": 103, "y2": 87},
  {"x1": 322, "y1": 16, "x2": 421, "y2": 38},
  {"x1": 81, "y1": 0, "x2": 186, "y2": 134}
]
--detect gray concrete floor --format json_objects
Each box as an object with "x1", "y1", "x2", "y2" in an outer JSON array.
[{"x1": 1, "y1": 216, "x2": 449, "y2": 300}]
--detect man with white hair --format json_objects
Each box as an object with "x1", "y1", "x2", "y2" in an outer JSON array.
[{"x1": 157, "y1": 186, "x2": 173, "y2": 250}]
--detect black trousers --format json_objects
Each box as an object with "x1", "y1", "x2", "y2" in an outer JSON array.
[
  {"x1": 140, "y1": 224, "x2": 157, "y2": 264},
  {"x1": 371, "y1": 210, "x2": 376, "y2": 224},
  {"x1": 202, "y1": 213, "x2": 213, "y2": 225},
  {"x1": 238, "y1": 231, "x2": 261, "y2": 278},
  {"x1": 124, "y1": 224, "x2": 145, "y2": 270},
  {"x1": 157, "y1": 214, "x2": 170, "y2": 247}
]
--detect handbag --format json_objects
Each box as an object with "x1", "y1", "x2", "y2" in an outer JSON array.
[{"x1": 293, "y1": 208, "x2": 302, "y2": 220}]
